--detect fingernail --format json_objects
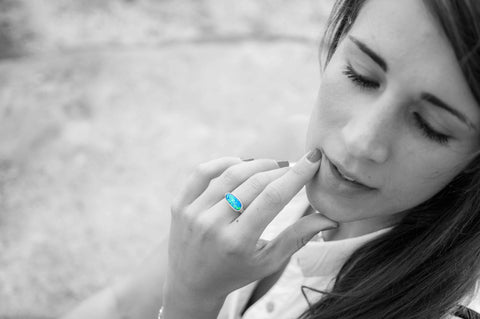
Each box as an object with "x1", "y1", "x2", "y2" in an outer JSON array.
[
  {"x1": 306, "y1": 148, "x2": 322, "y2": 163},
  {"x1": 242, "y1": 158, "x2": 254, "y2": 162},
  {"x1": 276, "y1": 160, "x2": 289, "y2": 168}
]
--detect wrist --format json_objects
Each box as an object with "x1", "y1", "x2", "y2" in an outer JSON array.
[{"x1": 162, "y1": 280, "x2": 225, "y2": 319}]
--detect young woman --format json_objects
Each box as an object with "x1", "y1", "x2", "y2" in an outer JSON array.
[{"x1": 63, "y1": 0, "x2": 480, "y2": 318}]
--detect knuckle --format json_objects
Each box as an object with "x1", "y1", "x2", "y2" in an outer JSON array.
[
  {"x1": 222, "y1": 167, "x2": 242, "y2": 184},
  {"x1": 220, "y1": 233, "x2": 245, "y2": 256},
  {"x1": 262, "y1": 184, "x2": 284, "y2": 206},
  {"x1": 283, "y1": 226, "x2": 302, "y2": 251},
  {"x1": 290, "y1": 163, "x2": 308, "y2": 177},
  {"x1": 248, "y1": 173, "x2": 268, "y2": 191},
  {"x1": 178, "y1": 206, "x2": 195, "y2": 222},
  {"x1": 195, "y1": 218, "x2": 215, "y2": 238},
  {"x1": 193, "y1": 163, "x2": 210, "y2": 179},
  {"x1": 223, "y1": 241, "x2": 242, "y2": 256},
  {"x1": 170, "y1": 200, "x2": 191, "y2": 219},
  {"x1": 180, "y1": 212, "x2": 215, "y2": 239},
  {"x1": 289, "y1": 226, "x2": 309, "y2": 251},
  {"x1": 255, "y1": 239, "x2": 269, "y2": 251}
]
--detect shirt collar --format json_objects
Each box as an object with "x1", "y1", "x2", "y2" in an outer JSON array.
[
  {"x1": 260, "y1": 188, "x2": 394, "y2": 278},
  {"x1": 294, "y1": 226, "x2": 393, "y2": 277}
]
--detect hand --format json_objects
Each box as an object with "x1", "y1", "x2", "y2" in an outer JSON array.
[{"x1": 163, "y1": 149, "x2": 338, "y2": 318}]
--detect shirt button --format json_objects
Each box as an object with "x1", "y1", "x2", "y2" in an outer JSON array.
[{"x1": 266, "y1": 301, "x2": 275, "y2": 313}]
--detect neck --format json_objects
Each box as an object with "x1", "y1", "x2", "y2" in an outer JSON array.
[{"x1": 321, "y1": 211, "x2": 405, "y2": 241}]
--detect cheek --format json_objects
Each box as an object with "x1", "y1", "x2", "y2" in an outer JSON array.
[
  {"x1": 319, "y1": 67, "x2": 352, "y2": 117},
  {"x1": 306, "y1": 70, "x2": 351, "y2": 147},
  {"x1": 384, "y1": 156, "x2": 464, "y2": 211}
]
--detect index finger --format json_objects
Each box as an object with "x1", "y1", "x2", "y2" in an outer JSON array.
[{"x1": 233, "y1": 149, "x2": 322, "y2": 243}]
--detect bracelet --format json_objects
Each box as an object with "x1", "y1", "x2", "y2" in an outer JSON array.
[{"x1": 158, "y1": 306, "x2": 164, "y2": 319}]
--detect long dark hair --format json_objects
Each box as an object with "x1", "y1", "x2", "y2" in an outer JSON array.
[{"x1": 300, "y1": 1, "x2": 480, "y2": 318}]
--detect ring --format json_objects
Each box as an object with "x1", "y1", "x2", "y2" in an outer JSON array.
[{"x1": 225, "y1": 193, "x2": 244, "y2": 213}]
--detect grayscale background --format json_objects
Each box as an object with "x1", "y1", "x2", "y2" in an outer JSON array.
[{"x1": 0, "y1": 1, "x2": 334, "y2": 317}]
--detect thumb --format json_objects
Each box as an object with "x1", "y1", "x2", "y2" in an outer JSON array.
[{"x1": 265, "y1": 213, "x2": 338, "y2": 266}]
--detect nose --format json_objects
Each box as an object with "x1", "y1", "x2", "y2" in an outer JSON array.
[{"x1": 341, "y1": 104, "x2": 394, "y2": 164}]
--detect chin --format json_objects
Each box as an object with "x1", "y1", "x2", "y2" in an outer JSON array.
[{"x1": 305, "y1": 183, "x2": 372, "y2": 223}]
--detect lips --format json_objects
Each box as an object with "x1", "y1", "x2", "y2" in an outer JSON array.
[
  {"x1": 324, "y1": 154, "x2": 376, "y2": 190},
  {"x1": 336, "y1": 166, "x2": 358, "y2": 183}
]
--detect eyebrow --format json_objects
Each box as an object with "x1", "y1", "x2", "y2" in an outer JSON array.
[
  {"x1": 348, "y1": 35, "x2": 388, "y2": 72},
  {"x1": 421, "y1": 93, "x2": 477, "y2": 131}
]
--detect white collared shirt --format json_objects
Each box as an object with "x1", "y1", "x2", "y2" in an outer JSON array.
[{"x1": 216, "y1": 190, "x2": 479, "y2": 319}]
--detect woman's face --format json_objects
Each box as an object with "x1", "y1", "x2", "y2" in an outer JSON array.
[{"x1": 306, "y1": 0, "x2": 480, "y2": 225}]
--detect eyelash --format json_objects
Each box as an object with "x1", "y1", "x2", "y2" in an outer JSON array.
[
  {"x1": 413, "y1": 113, "x2": 450, "y2": 144},
  {"x1": 342, "y1": 64, "x2": 380, "y2": 89},
  {"x1": 343, "y1": 64, "x2": 451, "y2": 145}
]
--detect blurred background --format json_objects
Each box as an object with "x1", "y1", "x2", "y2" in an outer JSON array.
[{"x1": 0, "y1": 0, "x2": 333, "y2": 317}]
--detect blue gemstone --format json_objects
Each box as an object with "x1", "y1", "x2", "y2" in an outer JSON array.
[{"x1": 225, "y1": 193, "x2": 242, "y2": 211}]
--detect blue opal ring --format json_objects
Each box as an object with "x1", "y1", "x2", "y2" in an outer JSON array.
[{"x1": 225, "y1": 193, "x2": 244, "y2": 213}]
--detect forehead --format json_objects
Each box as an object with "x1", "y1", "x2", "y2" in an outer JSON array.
[{"x1": 352, "y1": 0, "x2": 452, "y2": 76}]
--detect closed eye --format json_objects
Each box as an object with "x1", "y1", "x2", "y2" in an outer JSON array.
[
  {"x1": 343, "y1": 64, "x2": 380, "y2": 89},
  {"x1": 413, "y1": 112, "x2": 450, "y2": 145}
]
